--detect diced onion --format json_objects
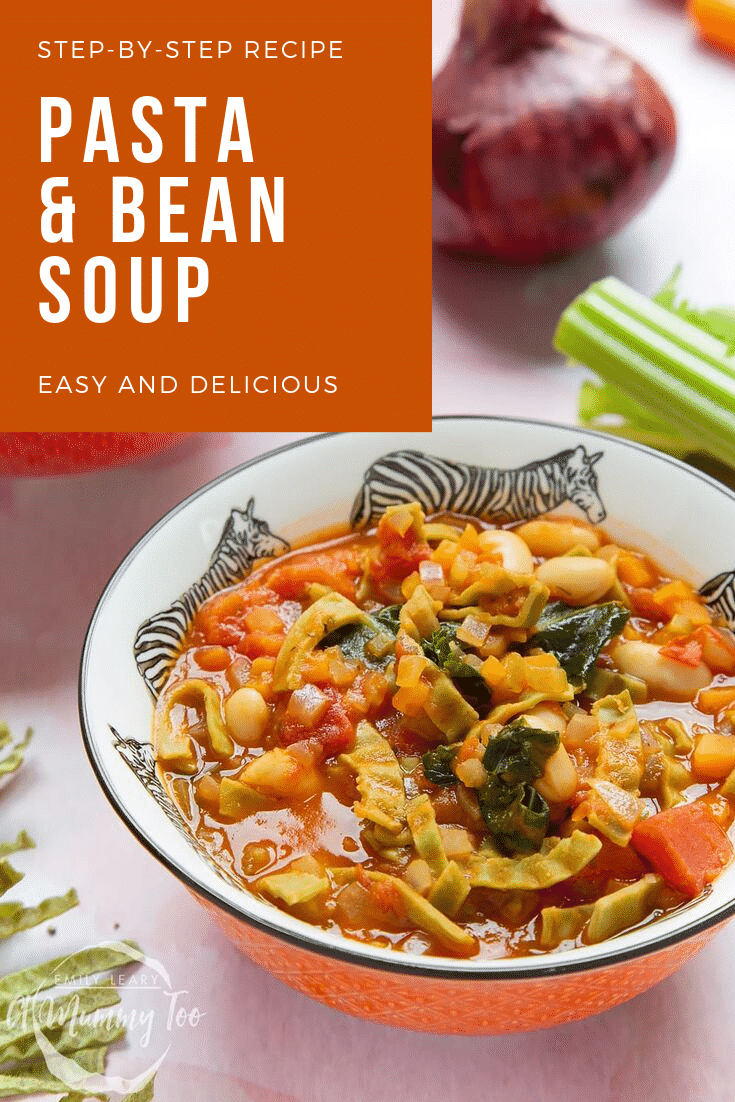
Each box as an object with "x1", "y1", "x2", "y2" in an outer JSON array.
[
  {"x1": 457, "y1": 615, "x2": 489, "y2": 649},
  {"x1": 286, "y1": 683, "x2": 330, "y2": 728},
  {"x1": 419, "y1": 560, "x2": 445, "y2": 585}
]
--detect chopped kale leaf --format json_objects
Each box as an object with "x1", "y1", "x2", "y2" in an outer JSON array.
[
  {"x1": 477, "y1": 780, "x2": 550, "y2": 856},
  {"x1": 422, "y1": 625, "x2": 493, "y2": 713},
  {"x1": 374, "y1": 605, "x2": 402, "y2": 633},
  {"x1": 477, "y1": 722, "x2": 559, "y2": 855},
  {"x1": 530, "y1": 601, "x2": 630, "y2": 686},
  {"x1": 422, "y1": 745, "x2": 458, "y2": 786},
  {"x1": 317, "y1": 623, "x2": 388, "y2": 669},
  {"x1": 482, "y1": 724, "x2": 559, "y2": 786}
]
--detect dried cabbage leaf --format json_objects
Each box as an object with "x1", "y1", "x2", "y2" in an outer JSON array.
[
  {"x1": 0, "y1": 729, "x2": 33, "y2": 779},
  {"x1": 333, "y1": 868, "x2": 476, "y2": 954},
  {"x1": 0, "y1": 860, "x2": 23, "y2": 898},
  {"x1": 273, "y1": 593, "x2": 375, "y2": 691},
  {"x1": 406, "y1": 795, "x2": 448, "y2": 877},
  {"x1": 465, "y1": 831, "x2": 602, "y2": 891},
  {"x1": 0, "y1": 1045, "x2": 108, "y2": 1098},
  {"x1": 0, "y1": 832, "x2": 34, "y2": 858},
  {"x1": 0, "y1": 941, "x2": 143, "y2": 1006},
  {"x1": 427, "y1": 861, "x2": 470, "y2": 917},
  {"x1": 586, "y1": 874, "x2": 663, "y2": 944},
  {"x1": 442, "y1": 569, "x2": 548, "y2": 629},
  {"x1": 339, "y1": 721, "x2": 407, "y2": 835},
  {"x1": 258, "y1": 871, "x2": 330, "y2": 906},
  {"x1": 593, "y1": 691, "x2": 644, "y2": 792},
  {"x1": 0, "y1": 978, "x2": 121, "y2": 1064},
  {"x1": 0, "y1": 889, "x2": 79, "y2": 940}
]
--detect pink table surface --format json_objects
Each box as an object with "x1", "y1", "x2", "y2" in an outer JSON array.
[
  {"x1": 2, "y1": 430, "x2": 735, "y2": 1102},
  {"x1": 3, "y1": 1, "x2": 735, "y2": 1098}
]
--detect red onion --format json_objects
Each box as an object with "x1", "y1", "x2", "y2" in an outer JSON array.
[{"x1": 432, "y1": 0, "x2": 677, "y2": 262}]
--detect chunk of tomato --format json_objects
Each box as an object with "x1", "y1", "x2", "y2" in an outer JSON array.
[{"x1": 279, "y1": 687, "x2": 355, "y2": 759}]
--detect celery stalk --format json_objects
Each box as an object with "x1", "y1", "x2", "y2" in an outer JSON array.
[{"x1": 555, "y1": 277, "x2": 735, "y2": 469}]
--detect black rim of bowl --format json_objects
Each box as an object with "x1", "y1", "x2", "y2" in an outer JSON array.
[{"x1": 79, "y1": 417, "x2": 735, "y2": 980}]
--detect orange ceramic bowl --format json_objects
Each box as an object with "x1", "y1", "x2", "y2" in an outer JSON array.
[{"x1": 80, "y1": 422, "x2": 735, "y2": 1033}]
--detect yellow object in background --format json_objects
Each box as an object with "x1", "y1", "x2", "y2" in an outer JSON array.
[{"x1": 689, "y1": 0, "x2": 735, "y2": 54}]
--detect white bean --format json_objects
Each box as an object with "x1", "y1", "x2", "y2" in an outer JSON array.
[
  {"x1": 477, "y1": 529, "x2": 534, "y2": 574},
  {"x1": 523, "y1": 703, "x2": 567, "y2": 735},
  {"x1": 613, "y1": 641, "x2": 711, "y2": 702},
  {"x1": 225, "y1": 687, "x2": 270, "y2": 746},
  {"x1": 535, "y1": 556, "x2": 614, "y2": 605},
  {"x1": 535, "y1": 745, "x2": 579, "y2": 804},
  {"x1": 515, "y1": 520, "x2": 601, "y2": 557}
]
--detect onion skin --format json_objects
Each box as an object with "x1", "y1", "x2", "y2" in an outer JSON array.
[{"x1": 433, "y1": 0, "x2": 677, "y2": 263}]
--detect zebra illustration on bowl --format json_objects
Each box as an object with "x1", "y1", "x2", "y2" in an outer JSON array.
[
  {"x1": 134, "y1": 499, "x2": 289, "y2": 699},
  {"x1": 350, "y1": 445, "x2": 606, "y2": 528},
  {"x1": 700, "y1": 570, "x2": 735, "y2": 629}
]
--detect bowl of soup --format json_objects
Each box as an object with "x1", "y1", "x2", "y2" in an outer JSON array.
[{"x1": 79, "y1": 420, "x2": 735, "y2": 1033}]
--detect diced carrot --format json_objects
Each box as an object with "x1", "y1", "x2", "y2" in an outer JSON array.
[
  {"x1": 244, "y1": 606, "x2": 284, "y2": 633},
  {"x1": 617, "y1": 553, "x2": 656, "y2": 588},
  {"x1": 449, "y1": 549, "x2": 477, "y2": 588},
  {"x1": 300, "y1": 650, "x2": 332, "y2": 685},
  {"x1": 632, "y1": 802, "x2": 733, "y2": 897},
  {"x1": 194, "y1": 645, "x2": 230, "y2": 671},
  {"x1": 396, "y1": 655, "x2": 429, "y2": 688},
  {"x1": 480, "y1": 655, "x2": 505, "y2": 688},
  {"x1": 239, "y1": 632, "x2": 284, "y2": 659},
  {"x1": 653, "y1": 580, "x2": 694, "y2": 615},
  {"x1": 458, "y1": 524, "x2": 480, "y2": 553},
  {"x1": 698, "y1": 686, "x2": 735, "y2": 715},
  {"x1": 250, "y1": 656, "x2": 276, "y2": 677},
  {"x1": 692, "y1": 732, "x2": 735, "y2": 782},
  {"x1": 659, "y1": 638, "x2": 703, "y2": 668},
  {"x1": 523, "y1": 652, "x2": 559, "y2": 668},
  {"x1": 400, "y1": 572, "x2": 421, "y2": 599},
  {"x1": 392, "y1": 683, "x2": 431, "y2": 717},
  {"x1": 689, "y1": 0, "x2": 735, "y2": 56},
  {"x1": 672, "y1": 598, "x2": 712, "y2": 626},
  {"x1": 431, "y1": 540, "x2": 459, "y2": 569}
]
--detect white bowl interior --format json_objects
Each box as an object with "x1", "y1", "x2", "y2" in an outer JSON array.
[{"x1": 81, "y1": 421, "x2": 735, "y2": 975}]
